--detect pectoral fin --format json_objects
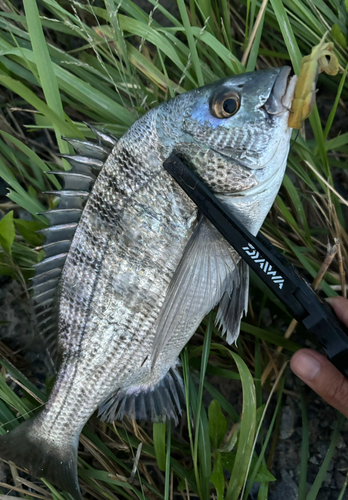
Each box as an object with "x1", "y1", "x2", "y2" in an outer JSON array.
[{"x1": 151, "y1": 218, "x2": 244, "y2": 365}]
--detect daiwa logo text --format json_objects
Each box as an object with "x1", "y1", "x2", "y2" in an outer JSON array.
[{"x1": 242, "y1": 243, "x2": 284, "y2": 289}]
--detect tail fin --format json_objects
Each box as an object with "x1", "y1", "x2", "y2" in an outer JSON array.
[{"x1": 0, "y1": 416, "x2": 81, "y2": 499}]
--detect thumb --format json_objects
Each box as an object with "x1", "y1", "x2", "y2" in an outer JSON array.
[{"x1": 291, "y1": 349, "x2": 348, "y2": 418}]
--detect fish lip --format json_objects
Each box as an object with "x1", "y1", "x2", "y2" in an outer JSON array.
[{"x1": 262, "y1": 66, "x2": 292, "y2": 116}]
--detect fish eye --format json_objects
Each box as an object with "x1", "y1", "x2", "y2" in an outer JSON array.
[
  {"x1": 210, "y1": 89, "x2": 241, "y2": 119},
  {"x1": 223, "y1": 98, "x2": 238, "y2": 115}
]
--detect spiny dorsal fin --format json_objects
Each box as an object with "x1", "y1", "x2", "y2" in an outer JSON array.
[
  {"x1": 59, "y1": 155, "x2": 103, "y2": 171},
  {"x1": 42, "y1": 241, "x2": 71, "y2": 258},
  {"x1": 29, "y1": 278, "x2": 59, "y2": 297},
  {"x1": 37, "y1": 223, "x2": 78, "y2": 245},
  {"x1": 62, "y1": 138, "x2": 111, "y2": 159},
  {"x1": 85, "y1": 122, "x2": 118, "y2": 149},
  {"x1": 39, "y1": 209, "x2": 82, "y2": 225},
  {"x1": 31, "y1": 125, "x2": 117, "y2": 368},
  {"x1": 46, "y1": 172, "x2": 95, "y2": 191}
]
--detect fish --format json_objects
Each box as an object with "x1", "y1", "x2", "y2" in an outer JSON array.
[{"x1": 0, "y1": 67, "x2": 297, "y2": 499}]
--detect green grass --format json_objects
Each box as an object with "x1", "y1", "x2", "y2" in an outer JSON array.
[{"x1": 0, "y1": 0, "x2": 348, "y2": 499}]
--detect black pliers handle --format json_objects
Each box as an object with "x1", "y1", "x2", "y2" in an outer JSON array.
[{"x1": 164, "y1": 153, "x2": 348, "y2": 378}]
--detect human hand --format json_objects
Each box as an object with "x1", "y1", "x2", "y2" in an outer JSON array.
[{"x1": 290, "y1": 296, "x2": 348, "y2": 418}]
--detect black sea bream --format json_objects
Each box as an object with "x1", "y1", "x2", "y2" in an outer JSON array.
[{"x1": 0, "y1": 67, "x2": 297, "y2": 498}]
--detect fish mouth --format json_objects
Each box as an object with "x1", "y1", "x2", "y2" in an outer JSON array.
[{"x1": 261, "y1": 66, "x2": 294, "y2": 116}]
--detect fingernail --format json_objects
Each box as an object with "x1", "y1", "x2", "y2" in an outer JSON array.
[
  {"x1": 325, "y1": 297, "x2": 335, "y2": 304},
  {"x1": 292, "y1": 353, "x2": 322, "y2": 381}
]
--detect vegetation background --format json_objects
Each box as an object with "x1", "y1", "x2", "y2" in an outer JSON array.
[{"x1": 0, "y1": 0, "x2": 347, "y2": 499}]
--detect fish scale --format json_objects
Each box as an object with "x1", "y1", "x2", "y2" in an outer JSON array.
[
  {"x1": 0, "y1": 67, "x2": 297, "y2": 499},
  {"x1": 54, "y1": 130, "x2": 195, "y2": 416}
]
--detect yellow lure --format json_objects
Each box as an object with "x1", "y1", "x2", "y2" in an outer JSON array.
[{"x1": 288, "y1": 33, "x2": 339, "y2": 129}]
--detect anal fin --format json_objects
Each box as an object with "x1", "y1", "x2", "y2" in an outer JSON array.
[{"x1": 98, "y1": 366, "x2": 184, "y2": 425}]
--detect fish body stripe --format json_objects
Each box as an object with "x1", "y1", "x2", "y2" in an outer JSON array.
[{"x1": 242, "y1": 243, "x2": 284, "y2": 290}]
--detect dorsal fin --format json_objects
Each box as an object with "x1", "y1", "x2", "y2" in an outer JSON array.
[
  {"x1": 31, "y1": 126, "x2": 117, "y2": 369},
  {"x1": 43, "y1": 190, "x2": 89, "y2": 210},
  {"x1": 39, "y1": 209, "x2": 82, "y2": 225},
  {"x1": 59, "y1": 155, "x2": 104, "y2": 172},
  {"x1": 46, "y1": 172, "x2": 95, "y2": 191},
  {"x1": 42, "y1": 241, "x2": 71, "y2": 258},
  {"x1": 85, "y1": 123, "x2": 119, "y2": 149},
  {"x1": 37, "y1": 224, "x2": 78, "y2": 245},
  {"x1": 62, "y1": 138, "x2": 111, "y2": 159}
]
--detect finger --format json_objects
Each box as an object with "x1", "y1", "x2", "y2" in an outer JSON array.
[
  {"x1": 291, "y1": 348, "x2": 348, "y2": 418},
  {"x1": 326, "y1": 296, "x2": 348, "y2": 326}
]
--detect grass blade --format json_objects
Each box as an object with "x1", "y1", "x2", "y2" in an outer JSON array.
[
  {"x1": 226, "y1": 352, "x2": 257, "y2": 500},
  {"x1": 0, "y1": 75, "x2": 80, "y2": 137},
  {"x1": 23, "y1": 0, "x2": 69, "y2": 152},
  {"x1": 177, "y1": 0, "x2": 204, "y2": 86},
  {"x1": 306, "y1": 413, "x2": 345, "y2": 499},
  {"x1": 164, "y1": 422, "x2": 171, "y2": 500},
  {"x1": 242, "y1": 366, "x2": 286, "y2": 499},
  {"x1": 323, "y1": 63, "x2": 348, "y2": 139},
  {"x1": 153, "y1": 423, "x2": 166, "y2": 471},
  {"x1": 269, "y1": 0, "x2": 302, "y2": 73}
]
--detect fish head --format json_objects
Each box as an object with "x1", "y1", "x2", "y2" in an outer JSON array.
[
  {"x1": 180, "y1": 66, "x2": 295, "y2": 171},
  {"x1": 157, "y1": 67, "x2": 297, "y2": 233}
]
